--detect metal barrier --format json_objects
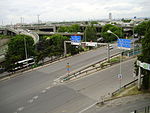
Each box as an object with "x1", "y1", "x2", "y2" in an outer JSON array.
[{"x1": 59, "y1": 52, "x2": 121, "y2": 82}]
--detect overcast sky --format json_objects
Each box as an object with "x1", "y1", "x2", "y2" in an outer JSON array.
[{"x1": 0, "y1": 0, "x2": 150, "y2": 25}]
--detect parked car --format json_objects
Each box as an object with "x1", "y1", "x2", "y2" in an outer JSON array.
[{"x1": 0, "y1": 68, "x2": 5, "y2": 74}]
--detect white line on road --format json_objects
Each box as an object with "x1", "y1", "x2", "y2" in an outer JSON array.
[
  {"x1": 41, "y1": 89, "x2": 46, "y2": 93},
  {"x1": 17, "y1": 106, "x2": 24, "y2": 111},
  {"x1": 45, "y1": 86, "x2": 51, "y2": 90},
  {"x1": 33, "y1": 95, "x2": 38, "y2": 100},
  {"x1": 28, "y1": 99, "x2": 34, "y2": 103},
  {"x1": 78, "y1": 102, "x2": 97, "y2": 113}
]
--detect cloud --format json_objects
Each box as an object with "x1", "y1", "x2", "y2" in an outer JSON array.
[{"x1": 0, "y1": 0, "x2": 150, "y2": 25}]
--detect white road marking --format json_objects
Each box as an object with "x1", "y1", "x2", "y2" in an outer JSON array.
[
  {"x1": 46, "y1": 86, "x2": 51, "y2": 90},
  {"x1": 17, "y1": 106, "x2": 24, "y2": 111},
  {"x1": 53, "y1": 82, "x2": 57, "y2": 85},
  {"x1": 28, "y1": 99, "x2": 34, "y2": 103},
  {"x1": 41, "y1": 89, "x2": 46, "y2": 93},
  {"x1": 78, "y1": 102, "x2": 97, "y2": 113},
  {"x1": 33, "y1": 96, "x2": 38, "y2": 100}
]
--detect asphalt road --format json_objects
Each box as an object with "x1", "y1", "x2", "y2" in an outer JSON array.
[
  {"x1": 0, "y1": 45, "x2": 124, "y2": 113},
  {"x1": 7, "y1": 57, "x2": 136, "y2": 113}
]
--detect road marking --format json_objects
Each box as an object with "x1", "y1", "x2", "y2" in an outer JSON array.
[
  {"x1": 28, "y1": 99, "x2": 34, "y2": 103},
  {"x1": 53, "y1": 82, "x2": 57, "y2": 85},
  {"x1": 46, "y1": 86, "x2": 51, "y2": 90},
  {"x1": 41, "y1": 89, "x2": 46, "y2": 93},
  {"x1": 17, "y1": 106, "x2": 24, "y2": 111},
  {"x1": 78, "y1": 102, "x2": 97, "y2": 113},
  {"x1": 33, "y1": 96, "x2": 38, "y2": 100}
]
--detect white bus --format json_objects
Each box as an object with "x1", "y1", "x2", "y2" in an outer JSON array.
[{"x1": 10, "y1": 58, "x2": 35, "y2": 72}]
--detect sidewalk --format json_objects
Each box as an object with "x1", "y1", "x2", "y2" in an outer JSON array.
[{"x1": 85, "y1": 94, "x2": 150, "y2": 113}]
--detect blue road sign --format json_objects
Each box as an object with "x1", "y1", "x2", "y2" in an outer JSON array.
[
  {"x1": 117, "y1": 39, "x2": 131, "y2": 48},
  {"x1": 70, "y1": 36, "x2": 81, "y2": 43}
]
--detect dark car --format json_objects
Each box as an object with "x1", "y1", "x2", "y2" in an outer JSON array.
[{"x1": 0, "y1": 68, "x2": 5, "y2": 74}]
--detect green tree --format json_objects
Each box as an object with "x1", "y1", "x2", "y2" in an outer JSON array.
[
  {"x1": 84, "y1": 25, "x2": 97, "y2": 42},
  {"x1": 58, "y1": 26, "x2": 70, "y2": 32},
  {"x1": 121, "y1": 18, "x2": 131, "y2": 23},
  {"x1": 91, "y1": 21, "x2": 98, "y2": 25},
  {"x1": 101, "y1": 24, "x2": 123, "y2": 42},
  {"x1": 50, "y1": 34, "x2": 68, "y2": 55},
  {"x1": 70, "y1": 24, "x2": 80, "y2": 32},
  {"x1": 36, "y1": 34, "x2": 69, "y2": 63},
  {"x1": 5, "y1": 35, "x2": 35, "y2": 70},
  {"x1": 137, "y1": 20, "x2": 150, "y2": 90},
  {"x1": 58, "y1": 24, "x2": 80, "y2": 33},
  {"x1": 134, "y1": 21, "x2": 148, "y2": 36}
]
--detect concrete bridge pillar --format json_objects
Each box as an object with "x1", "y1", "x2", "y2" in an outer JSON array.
[
  {"x1": 53, "y1": 25, "x2": 56, "y2": 33},
  {"x1": 3, "y1": 29, "x2": 8, "y2": 35}
]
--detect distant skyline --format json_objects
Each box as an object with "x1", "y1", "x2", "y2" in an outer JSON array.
[{"x1": 0, "y1": 0, "x2": 150, "y2": 25}]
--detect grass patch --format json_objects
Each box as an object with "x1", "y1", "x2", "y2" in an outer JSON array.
[
  {"x1": 109, "y1": 56, "x2": 120, "y2": 63},
  {"x1": 113, "y1": 85, "x2": 144, "y2": 98},
  {"x1": 0, "y1": 35, "x2": 11, "y2": 39}
]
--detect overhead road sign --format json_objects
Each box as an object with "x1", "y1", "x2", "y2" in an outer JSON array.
[
  {"x1": 117, "y1": 39, "x2": 131, "y2": 50},
  {"x1": 70, "y1": 36, "x2": 81, "y2": 46},
  {"x1": 70, "y1": 36, "x2": 81, "y2": 43}
]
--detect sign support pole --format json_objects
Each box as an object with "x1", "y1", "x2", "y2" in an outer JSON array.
[{"x1": 107, "y1": 43, "x2": 110, "y2": 62}]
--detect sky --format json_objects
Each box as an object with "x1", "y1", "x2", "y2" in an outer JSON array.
[{"x1": 0, "y1": 0, "x2": 150, "y2": 25}]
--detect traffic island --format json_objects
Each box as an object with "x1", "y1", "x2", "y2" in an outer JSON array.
[{"x1": 59, "y1": 54, "x2": 132, "y2": 83}]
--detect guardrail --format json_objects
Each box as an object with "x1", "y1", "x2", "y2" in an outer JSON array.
[
  {"x1": 56, "y1": 52, "x2": 121, "y2": 83},
  {"x1": 112, "y1": 79, "x2": 138, "y2": 96},
  {"x1": 112, "y1": 75, "x2": 144, "y2": 96},
  {"x1": 96, "y1": 76, "x2": 143, "y2": 106}
]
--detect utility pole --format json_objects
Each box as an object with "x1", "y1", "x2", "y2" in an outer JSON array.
[
  {"x1": 107, "y1": 43, "x2": 110, "y2": 62},
  {"x1": 37, "y1": 14, "x2": 40, "y2": 31},
  {"x1": 20, "y1": 17, "x2": 23, "y2": 26},
  {"x1": 2, "y1": 20, "x2": 3, "y2": 26},
  {"x1": 84, "y1": 26, "x2": 87, "y2": 42},
  {"x1": 133, "y1": 17, "x2": 136, "y2": 56},
  {"x1": 64, "y1": 41, "x2": 67, "y2": 57},
  {"x1": 24, "y1": 38, "x2": 28, "y2": 59}
]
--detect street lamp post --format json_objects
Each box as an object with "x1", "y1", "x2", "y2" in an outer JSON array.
[
  {"x1": 107, "y1": 30, "x2": 122, "y2": 89},
  {"x1": 24, "y1": 37, "x2": 28, "y2": 59},
  {"x1": 37, "y1": 15, "x2": 40, "y2": 31}
]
